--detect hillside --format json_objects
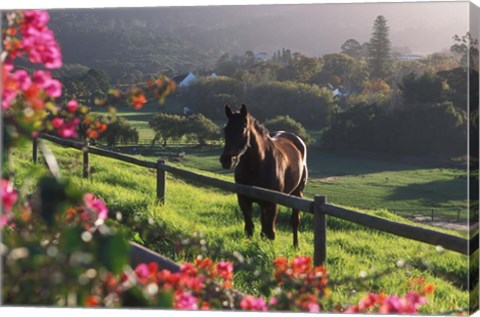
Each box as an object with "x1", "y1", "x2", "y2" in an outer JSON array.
[
  {"x1": 45, "y1": 2, "x2": 468, "y2": 83},
  {"x1": 9, "y1": 141, "x2": 471, "y2": 313}
]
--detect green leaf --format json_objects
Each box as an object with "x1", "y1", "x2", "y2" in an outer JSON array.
[
  {"x1": 155, "y1": 291, "x2": 174, "y2": 308},
  {"x1": 98, "y1": 230, "x2": 130, "y2": 275},
  {"x1": 121, "y1": 286, "x2": 149, "y2": 307}
]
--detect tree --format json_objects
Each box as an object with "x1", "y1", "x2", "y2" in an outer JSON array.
[
  {"x1": 277, "y1": 53, "x2": 322, "y2": 83},
  {"x1": 367, "y1": 15, "x2": 392, "y2": 79},
  {"x1": 400, "y1": 72, "x2": 444, "y2": 106},
  {"x1": 310, "y1": 53, "x2": 354, "y2": 87},
  {"x1": 341, "y1": 39, "x2": 363, "y2": 59},
  {"x1": 99, "y1": 117, "x2": 139, "y2": 146},
  {"x1": 264, "y1": 115, "x2": 312, "y2": 145},
  {"x1": 450, "y1": 32, "x2": 479, "y2": 70},
  {"x1": 149, "y1": 113, "x2": 185, "y2": 146},
  {"x1": 183, "y1": 114, "x2": 221, "y2": 146}
]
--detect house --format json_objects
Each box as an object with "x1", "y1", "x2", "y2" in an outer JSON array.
[
  {"x1": 255, "y1": 52, "x2": 270, "y2": 62},
  {"x1": 173, "y1": 72, "x2": 197, "y2": 88},
  {"x1": 396, "y1": 54, "x2": 425, "y2": 62}
]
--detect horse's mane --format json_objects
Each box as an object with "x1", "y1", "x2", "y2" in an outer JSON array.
[{"x1": 250, "y1": 116, "x2": 270, "y2": 137}]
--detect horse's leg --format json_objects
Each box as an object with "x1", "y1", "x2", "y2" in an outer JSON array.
[
  {"x1": 260, "y1": 202, "x2": 278, "y2": 240},
  {"x1": 290, "y1": 189, "x2": 303, "y2": 249},
  {"x1": 238, "y1": 195, "x2": 254, "y2": 237}
]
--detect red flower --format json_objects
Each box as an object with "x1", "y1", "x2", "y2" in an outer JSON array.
[
  {"x1": 1, "y1": 179, "x2": 18, "y2": 212},
  {"x1": 216, "y1": 261, "x2": 233, "y2": 281},
  {"x1": 132, "y1": 94, "x2": 147, "y2": 109},
  {"x1": 240, "y1": 295, "x2": 268, "y2": 311},
  {"x1": 85, "y1": 295, "x2": 100, "y2": 307},
  {"x1": 66, "y1": 99, "x2": 78, "y2": 112}
]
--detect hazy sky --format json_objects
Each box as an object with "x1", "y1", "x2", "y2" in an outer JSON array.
[{"x1": 239, "y1": 1, "x2": 470, "y2": 55}]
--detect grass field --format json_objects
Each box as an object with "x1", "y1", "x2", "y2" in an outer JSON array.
[
  {"x1": 94, "y1": 102, "x2": 468, "y2": 223},
  {"x1": 10, "y1": 142, "x2": 472, "y2": 313},
  {"x1": 126, "y1": 145, "x2": 467, "y2": 224}
]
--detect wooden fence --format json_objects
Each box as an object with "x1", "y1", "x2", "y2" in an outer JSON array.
[{"x1": 34, "y1": 134, "x2": 477, "y2": 266}]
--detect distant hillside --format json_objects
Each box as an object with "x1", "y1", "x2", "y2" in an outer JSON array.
[
  {"x1": 46, "y1": 3, "x2": 466, "y2": 82},
  {"x1": 49, "y1": 10, "x2": 219, "y2": 83}
]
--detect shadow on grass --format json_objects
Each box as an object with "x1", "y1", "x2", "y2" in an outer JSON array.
[{"x1": 387, "y1": 178, "x2": 467, "y2": 209}]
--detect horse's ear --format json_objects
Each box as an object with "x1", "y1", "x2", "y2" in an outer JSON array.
[
  {"x1": 240, "y1": 104, "x2": 248, "y2": 118},
  {"x1": 225, "y1": 104, "x2": 233, "y2": 119}
]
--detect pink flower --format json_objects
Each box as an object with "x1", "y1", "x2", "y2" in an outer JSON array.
[
  {"x1": 51, "y1": 117, "x2": 64, "y2": 129},
  {"x1": 32, "y1": 70, "x2": 62, "y2": 98},
  {"x1": 1, "y1": 179, "x2": 18, "y2": 228},
  {"x1": 2, "y1": 64, "x2": 19, "y2": 109},
  {"x1": 134, "y1": 263, "x2": 150, "y2": 280},
  {"x1": 66, "y1": 100, "x2": 78, "y2": 112},
  {"x1": 23, "y1": 10, "x2": 50, "y2": 29},
  {"x1": 308, "y1": 302, "x2": 320, "y2": 313},
  {"x1": 83, "y1": 193, "x2": 108, "y2": 220},
  {"x1": 174, "y1": 290, "x2": 199, "y2": 310},
  {"x1": 57, "y1": 118, "x2": 80, "y2": 139},
  {"x1": 291, "y1": 256, "x2": 312, "y2": 275},
  {"x1": 240, "y1": 295, "x2": 268, "y2": 311},
  {"x1": 13, "y1": 70, "x2": 32, "y2": 91},
  {"x1": 216, "y1": 261, "x2": 233, "y2": 281},
  {"x1": 20, "y1": 11, "x2": 62, "y2": 69},
  {"x1": 2, "y1": 179, "x2": 18, "y2": 212}
]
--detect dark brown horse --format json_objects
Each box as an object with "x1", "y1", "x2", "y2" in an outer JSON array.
[{"x1": 220, "y1": 104, "x2": 308, "y2": 248}]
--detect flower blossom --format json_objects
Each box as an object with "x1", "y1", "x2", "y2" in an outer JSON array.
[
  {"x1": 174, "y1": 290, "x2": 199, "y2": 310},
  {"x1": 20, "y1": 10, "x2": 62, "y2": 69},
  {"x1": 83, "y1": 193, "x2": 108, "y2": 221},
  {"x1": 1, "y1": 179, "x2": 18, "y2": 227},
  {"x1": 216, "y1": 261, "x2": 234, "y2": 281},
  {"x1": 32, "y1": 70, "x2": 62, "y2": 98},
  {"x1": 240, "y1": 295, "x2": 268, "y2": 311}
]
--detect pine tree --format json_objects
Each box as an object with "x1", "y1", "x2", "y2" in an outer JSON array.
[{"x1": 367, "y1": 15, "x2": 392, "y2": 79}]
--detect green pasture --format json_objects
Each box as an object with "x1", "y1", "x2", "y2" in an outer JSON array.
[
  {"x1": 91, "y1": 103, "x2": 468, "y2": 223},
  {"x1": 9, "y1": 142, "x2": 472, "y2": 313},
  {"x1": 135, "y1": 146, "x2": 467, "y2": 223}
]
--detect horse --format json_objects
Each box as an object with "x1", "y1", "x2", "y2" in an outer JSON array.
[{"x1": 220, "y1": 104, "x2": 308, "y2": 248}]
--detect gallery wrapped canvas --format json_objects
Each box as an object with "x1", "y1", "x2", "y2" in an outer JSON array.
[{"x1": 1, "y1": 0, "x2": 479, "y2": 315}]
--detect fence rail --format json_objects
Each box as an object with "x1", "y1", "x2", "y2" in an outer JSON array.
[{"x1": 35, "y1": 134, "x2": 477, "y2": 266}]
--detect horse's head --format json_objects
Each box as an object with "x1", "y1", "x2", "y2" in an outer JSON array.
[{"x1": 220, "y1": 104, "x2": 251, "y2": 169}]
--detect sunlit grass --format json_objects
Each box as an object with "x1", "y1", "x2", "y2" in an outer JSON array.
[{"x1": 9, "y1": 141, "x2": 470, "y2": 313}]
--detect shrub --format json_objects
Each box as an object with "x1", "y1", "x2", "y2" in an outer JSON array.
[
  {"x1": 183, "y1": 114, "x2": 221, "y2": 146},
  {"x1": 98, "y1": 117, "x2": 139, "y2": 146},
  {"x1": 149, "y1": 113, "x2": 186, "y2": 146},
  {"x1": 264, "y1": 115, "x2": 312, "y2": 145}
]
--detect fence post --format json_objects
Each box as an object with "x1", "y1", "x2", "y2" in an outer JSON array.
[
  {"x1": 313, "y1": 195, "x2": 327, "y2": 267},
  {"x1": 83, "y1": 143, "x2": 89, "y2": 179},
  {"x1": 32, "y1": 137, "x2": 38, "y2": 164},
  {"x1": 156, "y1": 160, "x2": 166, "y2": 204}
]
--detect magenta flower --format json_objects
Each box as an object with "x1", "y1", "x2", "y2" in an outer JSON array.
[
  {"x1": 308, "y1": 302, "x2": 321, "y2": 313},
  {"x1": 2, "y1": 63, "x2": 19, "y2": 109},
  {"x1": 2, "y1": 179, "x2": 18, "y2": 212},
  {"x1": 216, "y1": 261, "x2": 233, "y2": 281},
  {"x1": 13, "y1": 70, "x2": 32, "y2": 91},
  {"x1": 240, "y1": 295, "x2": 268, "y2": 311},
  {"x1": 57, "y1": 118, "x2": 80, "y2": 139},
  {"x1": 83, "y1": 193, "x2": 108, "y2": 220},
  {"x1": 20, "y1": 11, "x2": 62, "y2": 69},
  {"x1": 32, "y1": 70, "x2": 62, "y2": 98},
  {"x1": 23, "y1": 10, "x2": 50, "y2": 29},
  {"x1": 1, "y1": 179, "x2": 18, "y2": 228},
  {"x1": 134, "y1": 263, "x2": 150, "y2": 280},
  {"x1": 174, "y1": 291, "x2": 199, "y2": 310},
  {"x1": 66, "y1": 100, "x2": 78, "y2": 112},
  {"x1": 51, "y1": 117, "x2": 64, "y2": 129}
]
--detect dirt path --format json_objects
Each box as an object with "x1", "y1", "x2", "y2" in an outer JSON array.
[{"x1": 409, "y1": 215, "x2": 475, "y2": 232}]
